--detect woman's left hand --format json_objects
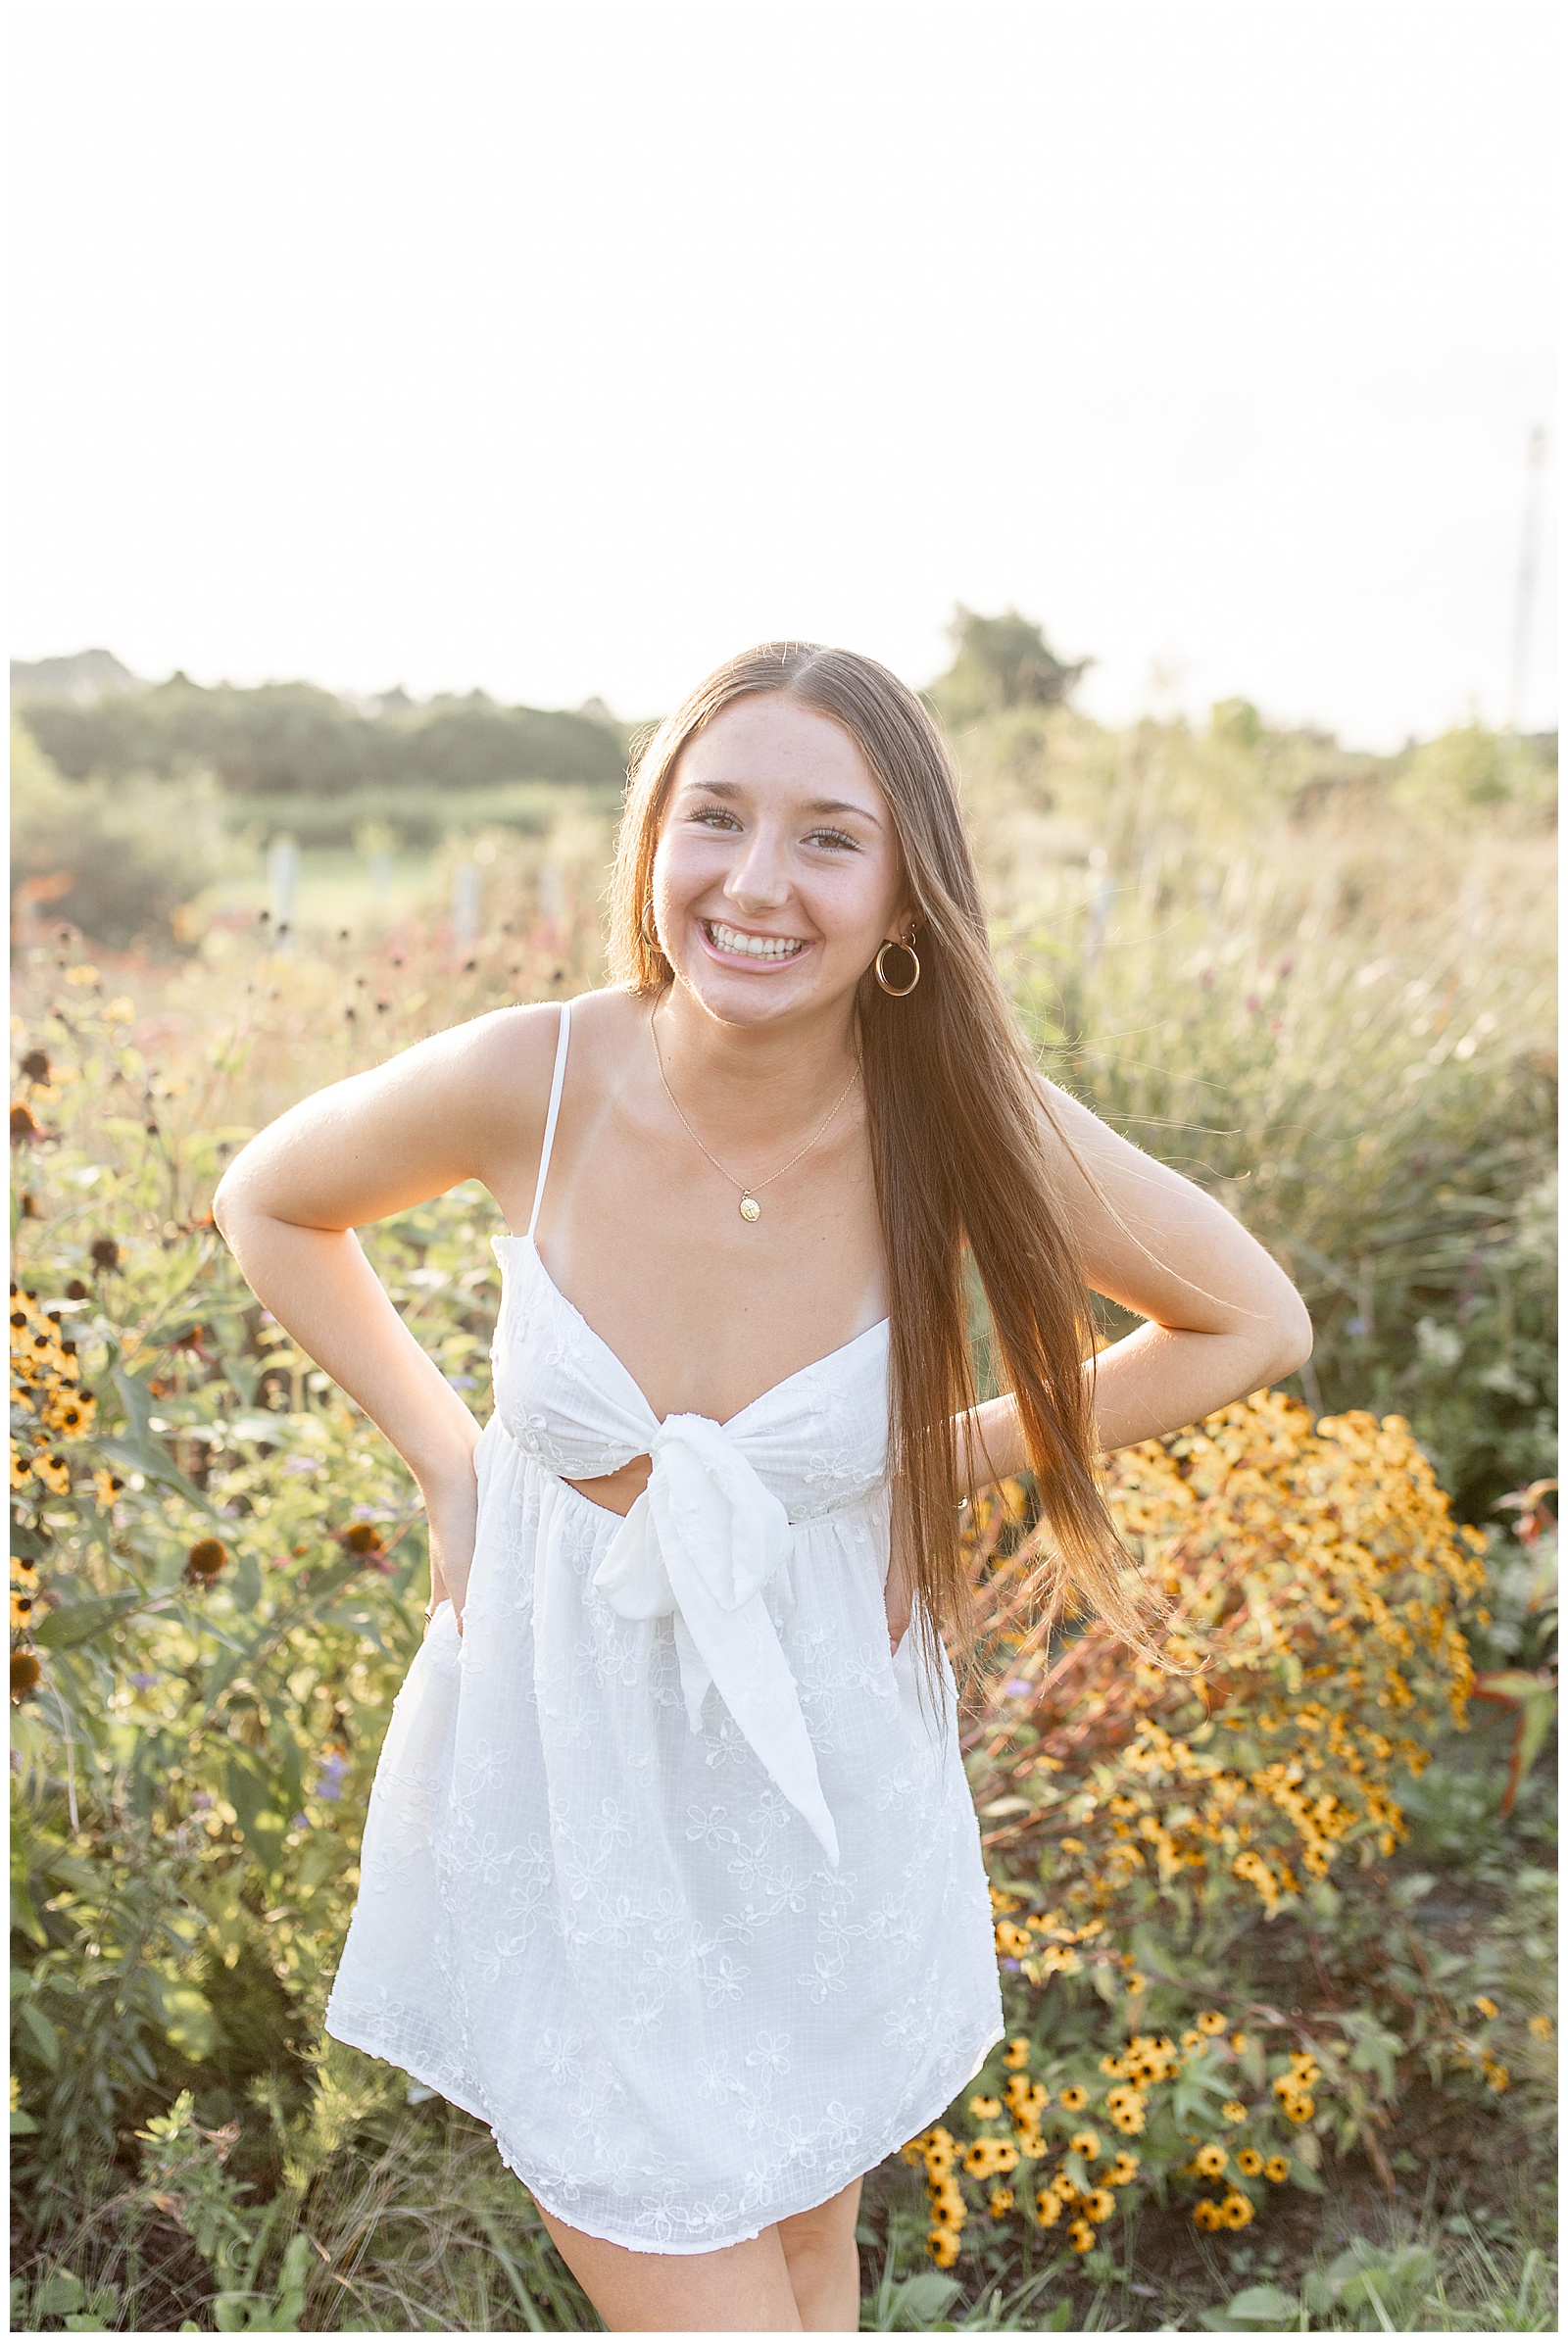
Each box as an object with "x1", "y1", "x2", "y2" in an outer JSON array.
[{"x1": 422, "y1": 1451, "x2": 479, "y2": 1634}]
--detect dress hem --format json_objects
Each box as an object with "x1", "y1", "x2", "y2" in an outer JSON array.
[{"x1": 324, "y1": 2011, "x2": 1004, "y2": 2258}]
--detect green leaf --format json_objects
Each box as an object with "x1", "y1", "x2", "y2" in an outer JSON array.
[
  {"x1": 110, "y1": 1362, "x2": 157, "y2": 1446},
  {"x1": 19, "y1": 1996, "x2": 62, "y2": 2069},
  {"x1": 1337, "y1": 2010, "x2": 1406, "y2": 2099},
  {"x1": 1171, "y1": 2063, "x2": 1231, "y2": 2124},
  {"x1": 1512, "y1": 1682, "x2": 1558, "y2": 1789},
  {"x1": 10, "y1": 1878, "x2": 47, "y2": 1948},
  {"x1": 861, "y1": 2270, "x2": 962, "y2": 2330},
  {"x1": 1200, "y1": 2284, "x2": 1300, "y2": 2331},
  {"x1": 32, "y1": 2272, "x2": 86, "y2": 2317},
  {"x1": 92, "y1": 1434, "x2": 215, "y2": 1513},
  {"x1": 230, "y1": 1549, "x2": 263, "y2": 1613},
  {"x1": 226, "y1": 1754, "x2": 289, "y2": 1877},
  {"x1": 33, "y1": 1589, "x2": 143, "y2": 1651}
]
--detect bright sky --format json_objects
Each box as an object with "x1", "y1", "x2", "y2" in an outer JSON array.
[{"x1": 11, "y1": 1, "x2": 1557, "y2": 746}]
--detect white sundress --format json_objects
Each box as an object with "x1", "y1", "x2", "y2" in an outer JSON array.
[{"x1": 324, "y1": 1000, "x2": 1003, "y2": 2253}]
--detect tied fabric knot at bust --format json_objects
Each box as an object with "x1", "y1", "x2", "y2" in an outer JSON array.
[{"x1": 592, "y1": 1412, "x2": 841, "y2": 1866}]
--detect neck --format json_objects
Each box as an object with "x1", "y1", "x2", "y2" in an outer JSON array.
[{"x1": 651, "y1": 982, "x2": 860, "y2": 1140}]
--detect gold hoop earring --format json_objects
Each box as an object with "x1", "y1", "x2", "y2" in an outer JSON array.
[
  {"x1": 641, "y1": 901, "x2": 660, "y2": 951},
  {"x1": 874, "y1": 938, "x2": 920, "y2": 997}
]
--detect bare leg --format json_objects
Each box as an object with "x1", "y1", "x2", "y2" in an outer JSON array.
[
  {"x1": 536, "y1": 2205, "x2": 804, "y2": 2333},
  {"x1": 779, "y1": 2178, "x2": 863, "y2": 2332}
]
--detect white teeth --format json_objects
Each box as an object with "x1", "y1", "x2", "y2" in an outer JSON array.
[{"x1": 708, "y1": 921, "x2": 806, "y2": 961}]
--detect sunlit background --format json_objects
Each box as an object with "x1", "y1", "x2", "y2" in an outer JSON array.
[
  {"x1": 10, "y1": 0, "x2": 1557, "y2": 744},
  {"x1": 9, "y1": 12, "x2": 1560, "y2": 2330}
]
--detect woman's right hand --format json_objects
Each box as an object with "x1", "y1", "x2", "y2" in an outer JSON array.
[{"x1": 422, "y1": 1452, "x2": 479, "y2": 1634}]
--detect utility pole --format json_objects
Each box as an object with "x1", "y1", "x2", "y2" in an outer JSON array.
[{"x1": 1507, "y1": 425, "x2": 1546, "y2": 732}]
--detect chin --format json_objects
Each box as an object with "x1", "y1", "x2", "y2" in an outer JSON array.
[{"x1": 680, "y1": 962, "x2": 819, "y2": 1023}]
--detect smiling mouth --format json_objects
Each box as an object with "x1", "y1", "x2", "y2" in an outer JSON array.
[{"x1": 704, "y1": 919, "x2": 808, "y2": 963}]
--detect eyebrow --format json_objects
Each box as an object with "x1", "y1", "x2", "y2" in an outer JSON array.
[{"x1": 683, "y1": 778, "x2": 884, "y2": 825}]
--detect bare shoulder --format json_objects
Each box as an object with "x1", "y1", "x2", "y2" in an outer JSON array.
[
  {"x1": 448, "y1": 985, "x2": 640, "y2": 1097},
  {"x1": 1028, "y1": 1069, "x2": 1151, "y2": 1184},
  {"x1": 427, "y1": 986, "x2": 644, "y2": 1149},
  {"x1": 216, "y1": 988, "x2": 637, "y2": 1236}
]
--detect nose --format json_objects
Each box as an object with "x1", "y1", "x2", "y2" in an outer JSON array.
[{"x1": 722, "y1": 820, "x2": 792, "y2": 915}]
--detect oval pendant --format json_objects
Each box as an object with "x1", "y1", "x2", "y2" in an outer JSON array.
[{"x1": 739, "y1": 1194, "x2": 761, "y2": 1223}]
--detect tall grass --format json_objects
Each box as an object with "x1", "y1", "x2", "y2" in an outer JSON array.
[{"x1": 957, "y1": 708, "x2": 1556, "y2": 1521}]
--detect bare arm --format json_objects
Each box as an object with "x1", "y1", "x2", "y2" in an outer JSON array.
[
  {"x1": 213, "y1": 1006, "x2": 561, "y2": 1619},
  {"x1": 957, "y1": 1080, "x2": 1313, "y2": 1492}
]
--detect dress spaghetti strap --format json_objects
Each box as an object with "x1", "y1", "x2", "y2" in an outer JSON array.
[{"x1": 526, "y1": 1001, "x2": 571, "y2": 1241}]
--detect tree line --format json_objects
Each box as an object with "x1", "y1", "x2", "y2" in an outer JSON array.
[{"x1": 13, "y1": 674, "x2": 627, "y2": 797}]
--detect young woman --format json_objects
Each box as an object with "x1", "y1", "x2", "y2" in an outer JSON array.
[{"x1": 215, "y1": 643, "x2": 1311, "y2": 2333}]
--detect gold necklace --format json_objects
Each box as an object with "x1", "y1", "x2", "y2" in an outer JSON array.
[{"x1": 650, "y1": 1005, "x2": 859, "y2": 1224}]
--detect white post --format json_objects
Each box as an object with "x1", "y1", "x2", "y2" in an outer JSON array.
[
  {"x1": 1083, "y1": 847, "x2": 1113, "y2": 972},
  {"x1": 268, "y1": 835, "x2": 299, "y2": 950}
]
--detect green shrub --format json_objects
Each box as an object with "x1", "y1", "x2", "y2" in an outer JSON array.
[{"x1": 10, "y1": 726, "x2": 227, "y2": 951}]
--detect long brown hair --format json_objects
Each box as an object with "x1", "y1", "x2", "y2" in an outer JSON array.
[{"x1": 608, "y1": 641, "x2": 1141, "y2": 1670}]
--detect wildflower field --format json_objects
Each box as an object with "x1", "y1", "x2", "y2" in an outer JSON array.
[{"x1": 10, "y1": 699, "x2": 1558, "y2": 2331}]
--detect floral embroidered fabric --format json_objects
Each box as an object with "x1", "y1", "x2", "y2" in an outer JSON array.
[{"x1": 324, "y1": 1003, "x2": 1002, "y2": 2253}]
